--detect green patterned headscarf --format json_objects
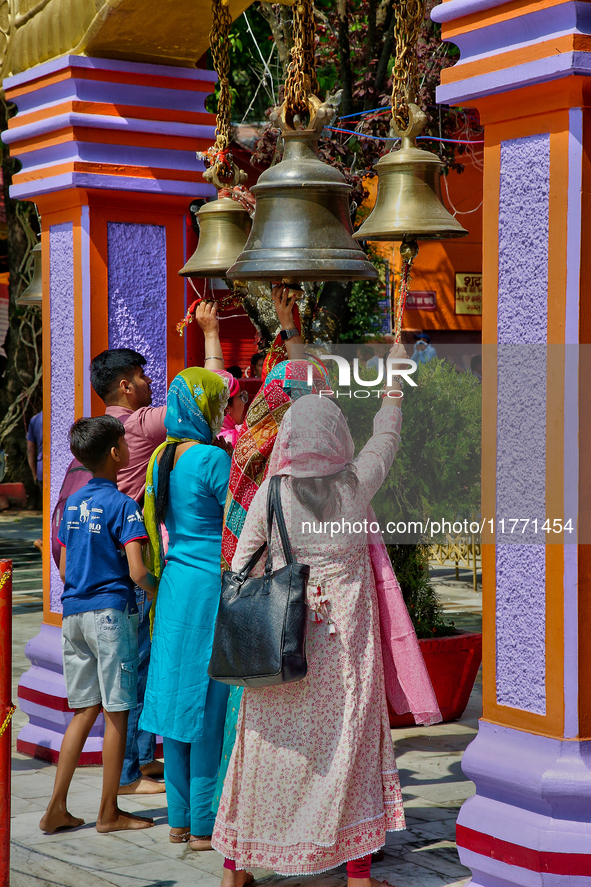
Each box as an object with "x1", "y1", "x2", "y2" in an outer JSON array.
[{"x1": 144, "y1": 368, "x2": 229, "y2": 602}]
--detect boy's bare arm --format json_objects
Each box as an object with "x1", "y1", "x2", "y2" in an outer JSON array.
[
  {"x1": 125, "y1": 541, "x2": 157, "y2": 598},
  {"x1": 59, "y1": 546, "x2": 66, "y2": 583}
]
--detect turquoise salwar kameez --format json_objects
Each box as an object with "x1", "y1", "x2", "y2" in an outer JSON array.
[{"x1": 140, "y1": 369, "x2": 231, "y2": 836}]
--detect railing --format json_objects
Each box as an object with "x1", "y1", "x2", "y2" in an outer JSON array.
[{"x1": 429, "y1": 535, "x2": 481, "y2": 591}]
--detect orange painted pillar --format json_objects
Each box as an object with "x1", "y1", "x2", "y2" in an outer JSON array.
[
  {"x1": 1, "y1": 54, "x2": 216, "y2": 760},
  {"x1": 431, "y1": 0, "x2": 591, "y2": 881}
]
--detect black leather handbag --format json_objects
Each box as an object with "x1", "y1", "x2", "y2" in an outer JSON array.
[{"x1": 208, "y1": 475, "x2": 310, "y2": 688}]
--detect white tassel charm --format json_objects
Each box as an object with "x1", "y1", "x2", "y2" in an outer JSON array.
[{"x1": 309, "y1": 584, "x2": 337, "y2": 635}]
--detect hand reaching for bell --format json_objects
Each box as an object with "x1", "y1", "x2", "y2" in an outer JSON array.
[
  {"x1": 272, "y1": 285, "x2": 298, "y2": 329},
  {"x1": 387, "y1": 342, "x2": 409, "y2": 363},
  {"x1": 195, "y1": 300, "x2": 219, "y2": 335}
]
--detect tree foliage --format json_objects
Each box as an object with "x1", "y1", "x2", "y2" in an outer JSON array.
[
  {"x1": 337, "y1": 356, "x2": 481, "y2": 527},
  {"x1": 246, "y1": 0, "x2": 482, "y2": 208},
  {"x1": 0, "y1": 98, "x2": 42, "y2": 494}
]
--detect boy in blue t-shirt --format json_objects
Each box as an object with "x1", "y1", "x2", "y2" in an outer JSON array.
[{"x1": 40, "y1": 416, "x2": 157, "y2": 835}]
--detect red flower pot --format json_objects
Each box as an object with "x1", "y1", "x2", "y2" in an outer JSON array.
[{"x1": 388, "y1": 631, "x2": 482, "y2": 727}]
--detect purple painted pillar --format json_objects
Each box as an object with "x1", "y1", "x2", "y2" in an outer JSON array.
[
  {"x1": 431, "y1": 0, "x2": 591, "y2": 881},
  {"x1": 2, "y1": 55, "x2": 217, "y2": 762}
]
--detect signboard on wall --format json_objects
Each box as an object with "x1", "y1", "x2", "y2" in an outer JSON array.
[
  {"x1": 406, "y1": 291, "x2": 436, "y2": 311},
  {"x1": 455, "y1": 273, "x2": 482, "y2": 315}
]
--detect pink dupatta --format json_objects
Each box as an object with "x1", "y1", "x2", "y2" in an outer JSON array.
[{"x1": 268, "y1": 395, "x2": 441, "y2": 727}]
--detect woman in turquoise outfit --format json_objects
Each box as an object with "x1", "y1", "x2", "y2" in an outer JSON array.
[{"x1": 140, "y1": 367, "x2": 231, "y2": 851}]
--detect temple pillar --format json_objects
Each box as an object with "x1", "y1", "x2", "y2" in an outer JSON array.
[
  {"x1": 431, "y1": 0, "x2": 591, "y2": 880},
  {"x1": 3, "y1": 54, "x2": 216, "y2": 761}
]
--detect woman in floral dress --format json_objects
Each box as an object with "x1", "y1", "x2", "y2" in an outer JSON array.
[{"x1": 212, "y1": 346, "x2": 439, "y2": 886}]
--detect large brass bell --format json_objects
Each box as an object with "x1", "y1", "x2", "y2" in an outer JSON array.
[
  {"x1": 16, "y1": 242, "x2": 42, "y2": 306},
  {"x1": 179, "y1": 161, "x2": 252, "y2": 278},
  {"x1": 227, "y1": 96, "x2": 377, "y2": 284},
  {"x1": 354, "y1": 104, "x2": 467, "y2": 242}
]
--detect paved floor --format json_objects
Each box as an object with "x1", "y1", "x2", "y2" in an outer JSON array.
[{"x1": 4, "y1": 512, "x2": 481, "y2": 887}]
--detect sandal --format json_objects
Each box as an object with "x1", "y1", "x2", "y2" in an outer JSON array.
[
  {"x1": 189, "y1": 834, "x2": 213, "y2": 851},
  {"x1": 169, "y1": 829, "x2": 191, "y2": 844}
]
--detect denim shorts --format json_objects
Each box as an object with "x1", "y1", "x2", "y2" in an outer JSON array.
[{"x1": 62, "y1": 607, "x2": 139, "y2": 712}]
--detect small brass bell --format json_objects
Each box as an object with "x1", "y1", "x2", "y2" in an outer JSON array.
[
  {"x1": 354, "y1": 104, "x2": 467, "y2": 242},
  {"x1": 16, "y1": 242, "x2": 42, "y2": 306},
  {"x1": 179, "y1": 197, "x2": 252, "y2": 278},
  {"x1": 227, "y1": 96, "x2": 377, "y2": 284},
  {"x1": 179, "y1": 160, "x2": 252, "y2": 278}
]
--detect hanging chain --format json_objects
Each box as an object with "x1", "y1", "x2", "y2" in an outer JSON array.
[
  {"x1": 393, "y1": 239, "x2": 419, "y2": 342},
  {"x1": 0, "y1": 568, "x2": 14, "y2": 740},
  {"x1": 284, "y1": 0, "x2": 319, "y2": 115},
  {"x1": 210, "y1": 0, "x2": 233, "y2": 152},
  {"x1": 391, "y1": 0, "x2": 425, "y2": 131}
]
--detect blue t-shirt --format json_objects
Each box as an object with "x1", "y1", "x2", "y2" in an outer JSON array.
[{"x1": 57, "y1": 477, "x2": 147, "y2": 617}]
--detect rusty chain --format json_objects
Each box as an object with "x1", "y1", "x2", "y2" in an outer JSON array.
[
  {"x1": 0, "y1": 567, "x2": 14, "y2": 740},
  {"x1": 391, "y1": 0, "x2": 425, "y2": 131},
  {"x1": 284, "y1": 0, "x2": 319, "y2": 115},
  {"x1": 210, "y1": 0, "x2": 232, "y2": 152}
]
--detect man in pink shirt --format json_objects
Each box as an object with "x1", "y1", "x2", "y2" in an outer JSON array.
[{"x1": 90, "y1": 348, "x2": 166, "y2": 796}]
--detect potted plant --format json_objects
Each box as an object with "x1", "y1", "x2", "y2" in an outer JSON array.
[{"x1": 386, "y1": 540, "x2": 481, "y2": 726}]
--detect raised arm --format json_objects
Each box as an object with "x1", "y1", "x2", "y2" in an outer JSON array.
[
  {"x1": 353, "y1": 342, "x2": 407, "y2": 504},
  {"x1": 195, "y1": 300, "x2": 224, "y2": 370},
  {"x1": 272, "y1": 285, "x2": 302, "y2": 358}
]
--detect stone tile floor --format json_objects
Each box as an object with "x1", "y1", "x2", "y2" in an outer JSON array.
[{"x1": 5, "y1": 514, "x2": 481, "y2": 887}]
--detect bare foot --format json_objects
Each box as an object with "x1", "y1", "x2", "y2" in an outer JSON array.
[
  {"x1": 118, "y1": 776, "x2": 165, "y2": 795},
  {"x1": 189, "y1": 834, "x2": 213, "y2": 851},
  {"x1": 348, "y1": 879, "x2": 395, "y2": 887},
  {"x1": 220, "y1": 869, "x2": 254, "y2": 887},
  {"x1": 140, "y1": 760, "x2": 164, "y2": 779},
  {"x1": 96, "y1": 810, "x2": 154, "y2": 832},
  {"x1": 33, "y1": 539, "x2": 42, "y2": 553},
  {"x1": 39, "y1": 808, "x2": 84, "y2": 834},
  {"x1": 169, "y1": 827, "x2": 191, "y2": 844}
]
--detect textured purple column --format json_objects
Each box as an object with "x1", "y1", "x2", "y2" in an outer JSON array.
[
  {"x1": 495, "y1": 134, "x2": 549, "y2": 713},
  {"x1": 49, "y1": 222, "x2": 75, "y2": 615},
  {"x1": 107, "y1": 222, "x2": 167, "y2": 406},
  {"x1": 17, "y1": 223, "x2": 105, "y2": 763}
]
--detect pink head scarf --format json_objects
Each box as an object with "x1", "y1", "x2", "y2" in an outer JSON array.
[
  {"x1": 268, "y1": 395, "x2": 354, "y2": 478},
  {"x1": 267, "y1": 394, "x2": 442, "y2": 728},
  {"x1": 213, "y1": 369, "x2": 240, "y2": 399}
]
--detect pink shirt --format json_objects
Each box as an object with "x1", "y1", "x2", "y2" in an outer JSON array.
[
  {"x1": 105, "y1": 405, "x2": 167, "y2": 502},
  {"x1": 217, "y1": 414, "x2": 244, "y2": 449}
]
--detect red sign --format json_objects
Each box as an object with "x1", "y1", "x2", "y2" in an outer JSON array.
[{"x1": 406, "y1": 291, "x2": 436, "y2": 311}]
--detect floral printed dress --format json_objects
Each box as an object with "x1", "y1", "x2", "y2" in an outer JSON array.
[{"x1": 212, "y1": 405, "x2": 405, "y2": 875}]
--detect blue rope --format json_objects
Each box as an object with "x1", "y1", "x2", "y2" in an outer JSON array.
[{"x1": 325, "y1": 125, "x2": 484, "y2": 144}]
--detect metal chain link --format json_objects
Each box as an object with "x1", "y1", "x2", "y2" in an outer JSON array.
[
  {"x1": 0, "y1": 706, "x2": 16, "y2": 739},
  {"x1": 391, "y1": 0, "x2": 425, "y2": 131},
  {"x1": 0, "y1": 567, "x2": 14, "y2": 740},
  {"x1": 210, "y1": 0, "x2": 232, "y2": 152},
  {"x1": 284, "y1": 0, "x2": 319, "y2": 115}
]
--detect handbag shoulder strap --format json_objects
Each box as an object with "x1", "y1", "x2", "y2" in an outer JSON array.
[
  {"x1": 267, "y1": 475, "x2": 294, "y2": 565},
  {"x1": 236, "y1": 540, "x2": 267, "y2": 580}
]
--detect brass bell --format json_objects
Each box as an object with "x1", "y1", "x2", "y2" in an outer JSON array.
[
  {"x1": 16, "y1": 242, "x2": 42, "y2": 306},
  {"x1": 227, "y1": 96, "x2": 377, "y2": 284},
  {"x1": 179, "y1": 196, "x2": 252, "y2": 278},
  {"x1": 354, "y1": 104, "x2": 467, "y2": 242}
]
